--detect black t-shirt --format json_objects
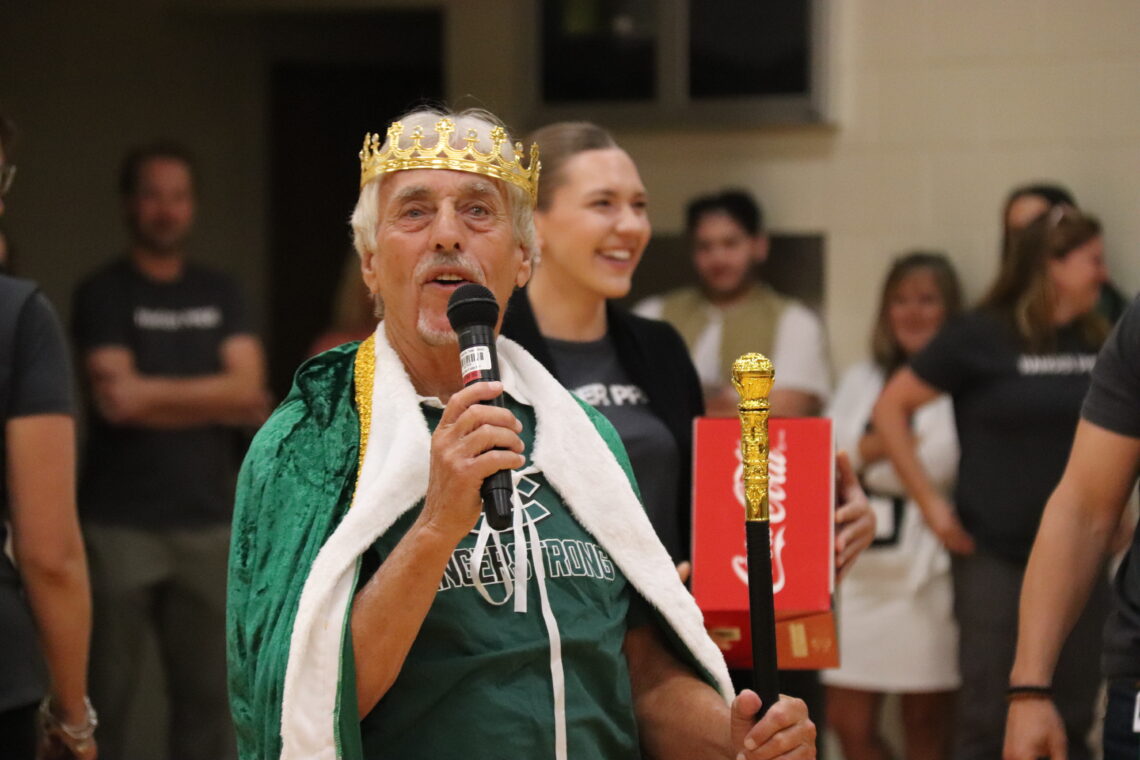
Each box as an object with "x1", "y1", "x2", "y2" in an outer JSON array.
[
  {"x1": 546, "y1": 335, "x2": 682, "y2": 560},
  {"x1": 72, "y1": 258, "x2": 252, "y2": 528},
  {"x1": 0, "y1": 276, "x2": 72, "y2": 711},
  {"x1": 0, "y1": 282, "x2": 74, "y2": 519},
  {"x1": 910, "y1": 309, "x2": 1100, "y2": 562},
  {"x1": 1081, "y1": 296, "x2": 1140, "y2": 677}
]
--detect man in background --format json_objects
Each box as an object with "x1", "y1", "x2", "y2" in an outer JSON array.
[
  {"x1": 635, "y1": 189, "x2": 830, "y2": 417},
  {"x1": 72, "y1": 142, "x2": 269, "y2": 760}
]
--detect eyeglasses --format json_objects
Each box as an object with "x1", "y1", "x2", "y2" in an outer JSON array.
[{"x1": 0, "y1": 164, "x2": 15, "y2": 196}]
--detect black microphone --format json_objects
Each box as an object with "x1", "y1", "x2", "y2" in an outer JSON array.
[{"x1": 446, "y1": 283, "x2": 514, "y2": 530}]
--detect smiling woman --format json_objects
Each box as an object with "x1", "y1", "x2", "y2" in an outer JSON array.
[
  {"x1": 872, "y1": 207, "x2": 1113, "y2": 759},
  {"x1": 528, "y1": 146, "x2": 649, "y2": 309},
  {"x1": 821, "y1": 252, "x2": 963, "y2": 760},
  {"x1": 501, "y1": 121, "x2": 701, "y2": 563}
]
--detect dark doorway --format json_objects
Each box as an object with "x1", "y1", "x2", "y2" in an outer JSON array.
[{"x1": 267, "y1": 11, "x2": 443, "y2": 396}]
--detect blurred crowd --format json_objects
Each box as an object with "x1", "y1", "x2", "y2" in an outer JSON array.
[{"x1": 1, "y1": 102, "x2": 1138, "y2": 760}]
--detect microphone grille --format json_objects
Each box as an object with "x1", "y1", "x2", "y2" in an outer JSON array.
[{"x1": 446, "y1": 283, "x2": 500, "y2": 330}]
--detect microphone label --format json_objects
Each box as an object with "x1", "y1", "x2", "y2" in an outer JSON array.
[{"x1": 460, "y1": 345, "x2": 493, "y2": 384}]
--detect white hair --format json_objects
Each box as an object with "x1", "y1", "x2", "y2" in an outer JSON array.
[{"x1": 349, "y1": 107, "x2": 538, "y2": 265}]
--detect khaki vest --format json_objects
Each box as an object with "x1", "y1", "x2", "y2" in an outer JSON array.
[{"x1": 661, "y1": 283, "x2": 789, "y2": 382}]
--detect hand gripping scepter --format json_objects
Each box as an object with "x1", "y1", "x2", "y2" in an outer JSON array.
[{"x1": 732, "y1": 353, "x2": 780, "y2": 719}]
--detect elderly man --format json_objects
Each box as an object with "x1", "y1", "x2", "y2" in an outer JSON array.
[{"x1": 227, "y1": 107, "x2": 814, "y2": 759}]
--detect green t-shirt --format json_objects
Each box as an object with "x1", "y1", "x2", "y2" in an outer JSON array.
[{"x1": 359, "y1": 395, "x2": 645, "y2": 759}]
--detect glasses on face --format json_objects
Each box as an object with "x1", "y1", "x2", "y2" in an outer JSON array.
[{"x1": 0, "y1": 164, "x2": 15, "y2": 196}]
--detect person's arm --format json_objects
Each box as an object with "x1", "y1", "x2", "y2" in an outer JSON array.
[
  {"x1": 625, "y1": 624, "x2": 815, "y2": 760},
  {"x1": 911, "y1": 396, "x2": 959, "y2": 492},
  {"x1": 84, "y1": 333, "x2": 269, "y2": 428},
  {"x1": 873, "y1": 367, "x2": 974, "y2": 554},
  {"x1": 834, "y1": 451, "x2": 875, "y2": 581},
  {"x1": 856, "y1": 428, "x2": 888, "y2": 468},
  {"x1": 349, "y1": 381, "x2": 526, "y2": 716},
  {"x1": 1003, "y1": 419, "x2": 1140, "y2": 760},
  {"x1": 861, "y1": 394, "x2": 957, "y2": 498},
  {"x1": 7, "y1": 414, "x2": 96, "y2": 759}
]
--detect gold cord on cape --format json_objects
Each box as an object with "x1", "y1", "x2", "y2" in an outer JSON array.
[{"x1": 352, "y1": 334, "x2": 377, "y2": 501}]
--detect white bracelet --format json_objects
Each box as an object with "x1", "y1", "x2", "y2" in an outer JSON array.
[{"x1": 39, "y1": 696, "x2": 99, "y2": 742}]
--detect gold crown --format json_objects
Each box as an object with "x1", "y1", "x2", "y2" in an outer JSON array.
[{"x1": 359, "y1": 118, "x2": 540, "y2": 204}]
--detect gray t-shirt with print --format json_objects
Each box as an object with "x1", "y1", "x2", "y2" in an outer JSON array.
[{"x1": 546, "y1": 335, "x2": 682, "y2": 559}]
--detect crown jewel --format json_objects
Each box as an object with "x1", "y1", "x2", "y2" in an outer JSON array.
[{"x1": 359, "y1": 118, "x2": 540, "y2": 204}]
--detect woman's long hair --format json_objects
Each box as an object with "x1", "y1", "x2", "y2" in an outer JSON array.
[
  {"x1": 525, "y1": 122, "x2": 617, "y2": 212},
  {"x1": 1000, "y1": 183, "x2": 1075, "y2": 261},
  {"x1": 980, "y1": 206, "x2": 1107, "y2": 352},
  {"x1": 871, "y1": 251, "x2": 962, "y2": 373}
]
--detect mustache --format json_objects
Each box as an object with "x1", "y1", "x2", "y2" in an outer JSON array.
[{"x1": 413, "y1": 252, "x2": 486, "y2": 285}]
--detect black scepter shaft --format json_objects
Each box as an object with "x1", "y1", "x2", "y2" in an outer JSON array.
[
  {"x1": 746, "y1": 520, "x2": 779, "y2": 717},
  {"x1": 732, "y1": 353, "x2": 780, "y2": 720}
]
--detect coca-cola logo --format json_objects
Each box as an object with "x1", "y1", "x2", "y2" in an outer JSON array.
[{"x1": 731, "y1": 429, "x2": 788, "y2": 594}]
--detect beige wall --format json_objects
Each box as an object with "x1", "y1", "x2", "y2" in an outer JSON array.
[
  {"x1": 4, "y1": 0, "x2": 1139, "y2": 377},
  {"x1": 614, "y1": 0, "x2": 1140, "y2": 375},
  {"x1": 0, "y1": 0, "x2": 266, "y2": 323}
]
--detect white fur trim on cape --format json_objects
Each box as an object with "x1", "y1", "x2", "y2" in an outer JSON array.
[{"x1": 279, "y1": 322, "x2": 732, "y2": 759}]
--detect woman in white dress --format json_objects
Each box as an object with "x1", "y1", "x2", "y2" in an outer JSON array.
[{"x1": 822, "y1": 252, "x2": 963, "y2": 760}]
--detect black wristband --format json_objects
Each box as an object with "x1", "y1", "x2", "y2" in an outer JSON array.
[{"x1": 1006, "y1": 684, "x2": 1052, "y2": 702}]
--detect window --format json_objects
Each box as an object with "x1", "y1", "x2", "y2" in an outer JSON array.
[{"x1": 530, "y1": 0, "x2": 830, "y2": 128}]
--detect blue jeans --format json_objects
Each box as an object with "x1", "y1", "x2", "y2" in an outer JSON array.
[{"x1": 1104, "y1": 679, "x2": 1140, "y2": 760}]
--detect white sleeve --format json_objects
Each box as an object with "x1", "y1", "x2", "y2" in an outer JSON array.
[
  {"x1": 825, "y1": 362, "x2": 882, "y2": 473},
  {"x1": 631, "y1": 296, "x2": 664, "y2": 320},
  {"x1": 770, "y1": 302, "x2": 832, "y2": 401},
  {"x1": 861, "y1": 393, "x2": 958, "y2": 497},
  {"x1": 912, "y1": 395, "x2": 959, "y2": 492}
]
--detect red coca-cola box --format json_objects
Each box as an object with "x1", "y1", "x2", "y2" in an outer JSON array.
[{"x1": 691, "y1": 417, "x2": 837, "y2": 670}]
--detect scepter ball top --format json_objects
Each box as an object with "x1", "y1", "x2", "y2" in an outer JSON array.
[{"x1": 731, "y1": 353, "x2": 775, "y2": 401}]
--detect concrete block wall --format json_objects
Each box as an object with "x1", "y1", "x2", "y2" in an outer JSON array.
[
  {"x1": 3, "y1": 0, "x2": 1140, "y2": 378},
  {"x1": 613, "y1": 0, "x2": 1140, "y2": 374}
]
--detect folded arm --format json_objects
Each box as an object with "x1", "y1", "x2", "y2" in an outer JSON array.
[{"x1": 84, "y1": 334, "x2": 269, "y2": 428}]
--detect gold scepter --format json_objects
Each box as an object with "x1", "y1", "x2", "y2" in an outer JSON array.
[{"x1": 732, "y1": 353, "x2": 780, "y2": 719}]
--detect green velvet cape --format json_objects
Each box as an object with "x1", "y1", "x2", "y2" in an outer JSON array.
[
  {"x1": 227, "y1": 335, "x2": 733, "y2": 760},
  {"x1": 228, "y1": 341, "x2": 367, "y2": 760}
]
